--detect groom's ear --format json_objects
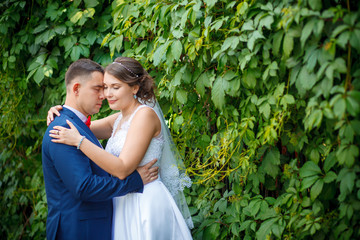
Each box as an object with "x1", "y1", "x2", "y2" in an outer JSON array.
[{"x1": 72, "y1": 82, "x2": 81, "y2": 96}]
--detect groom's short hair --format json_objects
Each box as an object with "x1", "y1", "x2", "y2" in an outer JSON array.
[{"x1": 65, "y1": 59, "x2": 104, "y2": 87}]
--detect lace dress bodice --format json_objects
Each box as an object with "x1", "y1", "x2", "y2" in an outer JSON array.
[{"x1": 105, "y1": 105, "x2": 164, "y2": 168}]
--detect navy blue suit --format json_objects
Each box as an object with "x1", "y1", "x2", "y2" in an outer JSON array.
[{"x1": 42, "y1": 108, "x2": 143, "y2": 240}]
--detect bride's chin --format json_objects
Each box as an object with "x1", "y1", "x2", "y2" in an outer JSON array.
[{"x1": 110, "y1": 106, "x2": 120, "y2": 111}]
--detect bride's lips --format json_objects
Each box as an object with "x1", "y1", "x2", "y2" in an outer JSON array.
[{"x1": 107, "y1": 100, "x2": 117, "y2": 104}]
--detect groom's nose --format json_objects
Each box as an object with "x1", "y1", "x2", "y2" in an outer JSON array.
[{"x1": 99, "y1": 89, "x2": 105, "y2": 100}]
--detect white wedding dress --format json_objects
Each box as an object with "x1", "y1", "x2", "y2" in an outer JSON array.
[{"x1": 105, "y1": 105, "x2": 193, "y2": 240}]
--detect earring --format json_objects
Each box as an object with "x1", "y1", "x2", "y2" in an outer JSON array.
[{"x1": 133, "y1": 94, "x2": 137, "y2": 99}]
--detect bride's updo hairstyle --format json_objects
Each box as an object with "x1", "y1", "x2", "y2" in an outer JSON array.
[{"x1": 105, "y1": 57, "x2": 155, "y2": 104}]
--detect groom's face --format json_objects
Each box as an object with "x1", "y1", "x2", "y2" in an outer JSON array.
[{"x1": 76, "y1": 71, "x2": 105, "y2": 116}]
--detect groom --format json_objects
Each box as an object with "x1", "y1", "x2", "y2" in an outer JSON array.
[{"x1": 42, "y1": 59, "x2": 158, "y2": 240}]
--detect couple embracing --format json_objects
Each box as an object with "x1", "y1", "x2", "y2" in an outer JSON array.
[{"x1": 42, "y1": 58, "x2": 193, "y2": 240}]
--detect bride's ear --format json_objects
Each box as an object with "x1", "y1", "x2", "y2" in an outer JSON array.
[{"x1": 132, "y1": 85, "x2": 140, "y2": 95}]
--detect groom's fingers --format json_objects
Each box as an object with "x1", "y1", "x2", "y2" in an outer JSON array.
[
  {"x1": 145, "y1": 159, "x2": 158, "y2": 169},
  {"x1": 148, "y1": 166, "x2": 159, "y2": 175}
]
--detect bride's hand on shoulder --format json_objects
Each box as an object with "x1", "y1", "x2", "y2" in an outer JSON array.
[
  {"x1": 47, "y1": 105, "x2": 63, "y2": 126},
  {"x1": 50, "y1": 120, "x2": 83, "y2": 147}
]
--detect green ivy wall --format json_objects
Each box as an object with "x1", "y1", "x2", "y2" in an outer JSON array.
[{"x1": 1, "y1": 0, "x2": 359, "y2": 239}]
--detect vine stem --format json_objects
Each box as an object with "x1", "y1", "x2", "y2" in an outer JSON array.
[{"x1": 345, "y1": 43, "x2": 352, "y2": 91}]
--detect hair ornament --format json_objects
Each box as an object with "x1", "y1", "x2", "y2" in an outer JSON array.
[{"x1": 112, "y1": 61, "x2": 139, "y2": 78}]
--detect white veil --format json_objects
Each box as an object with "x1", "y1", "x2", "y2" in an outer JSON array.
[{"x1": 144, "y1": 100, "x2": 194, "y2": 229}]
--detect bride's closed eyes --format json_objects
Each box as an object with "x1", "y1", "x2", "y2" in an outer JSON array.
[{"x1": 104, "y1": 84, "x2": 121, "y2": 90}]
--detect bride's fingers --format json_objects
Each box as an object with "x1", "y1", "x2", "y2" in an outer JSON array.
[
  {"x1": 53, "y1": 126, "x2": 67, "y2": 131},
  {"x1": 49, "y1": 133, "x2": 60, "y2": 138},
  {"x1": 49, "y1": 130, "x2": 58, "y2": 135},
  {"x1": 53, "y1": 105, "x2": 62, "y2": 115},
  {"x1": 51, "y1": 138, "x2": 63, "y2": 143},
  {"x1": 66, "y1": 120, "x2": 76, "y2": 130}
]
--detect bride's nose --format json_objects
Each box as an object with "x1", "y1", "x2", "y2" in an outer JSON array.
[{"x1": 104, "y1": 88, "x2": 111, "y2": 98}]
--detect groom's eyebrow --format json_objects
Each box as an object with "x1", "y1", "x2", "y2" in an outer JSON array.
[{"x1": 92, "y1": 84, "x2": 104, "y2": 89}]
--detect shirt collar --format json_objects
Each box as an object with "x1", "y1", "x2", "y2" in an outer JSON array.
[{"x1": 63, "y1": 105, "x2": 87, "y2": 123}]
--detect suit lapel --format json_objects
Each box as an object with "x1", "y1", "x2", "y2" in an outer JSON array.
[{"x1": 60, "y1": 108, "x2": 108, "y2": 176}]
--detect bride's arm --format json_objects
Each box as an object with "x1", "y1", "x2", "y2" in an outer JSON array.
[
  {"x1": 50, "y1": 108, "x2": 161, "y2": 179},
  {"x1": 90, "y1": 112, "x2": 120, "y2": 139},
  {"x1": 46, "y1": 105, "x2": 119, "y2": 140}
]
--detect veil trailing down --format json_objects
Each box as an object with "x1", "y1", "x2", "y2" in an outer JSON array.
[{"x1": 148, "y1": 100, "x2": 194, "y2": 229}]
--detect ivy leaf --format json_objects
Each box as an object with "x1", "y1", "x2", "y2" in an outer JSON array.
[
  {"x1": 248, "y1": 30, "x2": 264, "y2": 51},
  {"x1": 333, "y1": 97, "x2": 346, "y2": 119},
  {"x1": 324, "y1": 152, "x2": 337, "y2": 172},
  {"x1": 109, "y1": 35, "x2": 123, "y2": 58},
  {"x1": 172, "y1": 29, "x2": 184, "y2": 39},
  {"x1": 323, "y1": 171, "x2": 337, "y2": 183},
  {"x1": 309, "y1": 0, "x2": 322, "y2": 11},
  {"x1": 301, "y1": 175, "x2": 319, "y2": 191},
  {"x1": 243, "y1": 69, "x2": 257, "y2": 89},
  {"x1": 337, "y1": 168, "x2": 356, "y2": 201},
  {"x1": 205, "y1": 0, "x2": 217, "y2": 9},
  {"x1": 346, "y1": 91, "x2": 360, "y2": 116},
  {"x1": 259, "y1": 15, "x2": 274, "y2": 30},
  {"x1": 62, "y1": 36, "x2": 77, "y2": 52},
  {"x1": 203, "y1": 222, "x2": 221, "y2": 240},
  {"x1": 304, "y1": 109, "x2": 323, "y2": 131},
  {"x1": 211, "y1": 76, "x2": 227, "y2": 109},
  {"x1": 242, "y1": 20, "x2": 254, "y2": 31},
  {"x1": 310, "y1": 179, "x2": 324, "y2": 200},
  {"x1": 171, "y1": 40, "x2": 182, "y2": 62},
  {"x1": 280, "y1": 94, "x2": 295, "y2": 106},
  {"x1": 43, "y1": 65, "x2": 53, "y2": 78},
  {"x1": 33, "y1": 67, "x2": 45, "y2": 84},
  {"x1": 79, "y1": 8, "x2": 95, "y2": 25},
  {"x1": 350, "y1": 29, "x2": 360, "y2": 52},
  {"x1": 176, "y1": 89, "x2": 188, "y2": 105},
  {"x1": 272, "y1": 31, "x2": 283, "y2": 56},
  {"x1": 196, "y1": 71, "x2": 213, "y2": 97},
  {"x1": 283, "y1": 33, "x2": 294, "y2": 57},
  {"x1": 28, "y1": 61, "x2": 41, "y2": 72},
  {"x1": 336, "y1": 144, "x2": 359, "y2": 167},
  {"x1": 70, "y1": 10, "x2": 83, "y2": 24},
  {"x1": 256, "y1": 217, "x2": 279, "y2": 240},
  {"x1": 301, "y1": 18, "x2": 315, "y2": 47},
  {"x1": 84, "y1": 0, "x2": 99, "y2": 8},
  {"x1": 70, "y1": 45, "x2": 81, "y2": 61},
  {"x1": 259, "y1": 148, "x2": 280, "y2": 179},
  {"x1": 221, "y1": 36, "x2": 239, "y2": 52},
  {"x1": 296, "y1": 67, "x2": 317, "y2": 97},
  {"x1": 173, "y1": 115, "x2": 183, "y2": 132},
  {"x1": 153, "y1": 41, "x2": 170, "y2": 66},
  {"x1": 213, "y1": 198, "x2": 227, "y2": 213},
  {"x1": 299, "y1": 161, "x2": 322, "y2": 178},
  {"x1": 86, "y1": 31, "x2": 97, "y2": 45},
  {"x1": 259, "y1": 102, "x2": 270, "y2": 119},
  {"x1": 32, "y1": 22, "x2": 48, "y2": 34}
]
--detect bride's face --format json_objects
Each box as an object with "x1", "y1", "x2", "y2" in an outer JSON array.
[{"x1": 103, "y1": 72, "x2": 138, "y2": 110}]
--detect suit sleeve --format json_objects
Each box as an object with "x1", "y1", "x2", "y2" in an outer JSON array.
[{"x1": 49, "y1": 139, "x2": 144, "y2": 202}]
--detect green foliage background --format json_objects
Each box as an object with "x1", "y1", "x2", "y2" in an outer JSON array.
[{"x1": 1, "y1": 0, "x2": 360, "y2": 239}]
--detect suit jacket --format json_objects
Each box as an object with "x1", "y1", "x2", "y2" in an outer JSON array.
[{"x1": 42, "y1": 108, "x2": 143, "y2": 240}]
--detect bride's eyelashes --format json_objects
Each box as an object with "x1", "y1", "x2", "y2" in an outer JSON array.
[{"x1": 104, "y1": 85, "x2": 121, "y2": 90}]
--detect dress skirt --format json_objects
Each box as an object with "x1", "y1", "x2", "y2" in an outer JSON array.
[{"x1": 112, "y1": 178, "x2": 192, "y2": 240}]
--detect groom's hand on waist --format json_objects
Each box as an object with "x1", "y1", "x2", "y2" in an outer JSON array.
[{"x1": 137, "y1": 159, "x2": 159, "y2": 185}]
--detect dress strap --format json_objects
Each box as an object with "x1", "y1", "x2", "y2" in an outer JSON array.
[
  {"x1": 128, "y1": 105, "x2": 150, "y2": 123},
  {"x1": 111, "y1": 113, "x2": 123, "y2": 137}
]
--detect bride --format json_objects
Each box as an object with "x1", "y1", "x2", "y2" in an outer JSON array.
[{"x1": 48, "y1": 57, "x2": 193, "y2": 239}]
